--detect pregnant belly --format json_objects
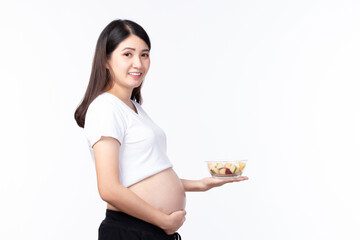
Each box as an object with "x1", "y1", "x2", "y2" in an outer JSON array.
[{"x1": 108, "y1": 168, "x2": 186, "y2": 214}]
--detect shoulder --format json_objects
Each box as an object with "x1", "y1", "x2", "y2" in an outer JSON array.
[
  {"x1": 87, "y1": 93, "x2": 121, "y2": 116},
  {"x1": 85, "y1": 93, "x2": 129, "y2": 126},
  {"x1": 84, "y1": 93, "x2": 128, "y2": 147},
  {"x1": 88, "y1": 93, "x2": 115, "y2": 110}
]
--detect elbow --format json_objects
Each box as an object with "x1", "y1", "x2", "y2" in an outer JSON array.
[
  {"x1": 99, "y1": 191, "x2": 111, "y2": 203},
  {"x1": 98, "y1": 184, "x2": 116, "y2": 203}
]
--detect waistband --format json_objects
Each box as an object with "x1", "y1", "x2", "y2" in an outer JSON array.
[{"x1": 104, "y1": 209, "x2": 181, "y2": 239}]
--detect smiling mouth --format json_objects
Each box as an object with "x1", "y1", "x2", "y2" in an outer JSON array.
[{"x1": 128, "y1": 72, "x2": 142, "y2": 76}]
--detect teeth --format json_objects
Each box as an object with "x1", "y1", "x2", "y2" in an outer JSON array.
[{"x1": 129, "y1": 73, "x2": 141, "y2": 76}]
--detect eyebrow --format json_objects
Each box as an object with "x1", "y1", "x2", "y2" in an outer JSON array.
[{"x1": 121, "y1": 47, "x2": 150, "y2": 52}]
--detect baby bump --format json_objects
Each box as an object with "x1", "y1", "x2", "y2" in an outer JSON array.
[{"x1": 128, "y1": 168, "x2": 186, "y2": 214}]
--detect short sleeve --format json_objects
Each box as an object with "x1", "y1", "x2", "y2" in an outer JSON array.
[{"x1": 84, "y1": 99, "x2": 127, "y2": 148}]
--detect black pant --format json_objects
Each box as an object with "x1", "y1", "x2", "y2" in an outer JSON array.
[{"x1": 98, "y1": 209, "x2": 181, "y2": 240}]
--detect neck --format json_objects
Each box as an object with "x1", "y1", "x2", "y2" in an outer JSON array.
[{"x1": 106, "y1": 85, "x2": 133, "y2": 106}]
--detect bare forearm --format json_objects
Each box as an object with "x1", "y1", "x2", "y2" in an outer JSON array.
[
  {"x1": 101, "y1": 183, "x2": 168, "y2": 228},
  {"x1": 181, "y1": 179, "x2": 205, "y2": 191}
]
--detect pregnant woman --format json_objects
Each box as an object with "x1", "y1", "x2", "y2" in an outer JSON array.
[{"x1": 74, "y1": 19, "x2": 248, "y2": 240}]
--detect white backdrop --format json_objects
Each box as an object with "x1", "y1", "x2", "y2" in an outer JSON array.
[{"x1": 1, "y1": 0, "x2": 359, "y2": 239}]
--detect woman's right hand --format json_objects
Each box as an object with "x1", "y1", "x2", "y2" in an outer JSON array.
[{"x1": 162, "y1": 210, "x2": 186, "y2": 235}]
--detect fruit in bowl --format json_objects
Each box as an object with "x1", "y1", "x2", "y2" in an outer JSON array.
[{"x1": 206, "y1": 160, "x2": 247, "y2": 178}]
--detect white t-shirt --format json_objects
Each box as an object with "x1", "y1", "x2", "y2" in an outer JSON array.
[{"x1": 84, "y1": 92, "x2": 173, "y2": 187}]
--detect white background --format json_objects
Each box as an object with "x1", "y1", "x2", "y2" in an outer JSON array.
[{"x1": 1, "y1": 0, "x2": 359, "y2": 239}]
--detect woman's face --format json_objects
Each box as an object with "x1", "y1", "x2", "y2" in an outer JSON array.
[{"x1": 107, "y1": 34, "x2": 150, "y2": 90}]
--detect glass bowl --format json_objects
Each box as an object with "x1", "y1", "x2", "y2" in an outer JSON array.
[{"x1": 206, "y1": 160, "x2": 247, "y2": 178}]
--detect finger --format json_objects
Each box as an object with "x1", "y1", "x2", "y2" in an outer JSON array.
[
  {"x1": 226, "y1": 177, "x2": 241, "y2": 182},
  {"x1": 232, "y1": 177, "x2": 247, "y2": 181},
  {"x1": 228, "y1": 176, "x2": 248, "y2": 182}
]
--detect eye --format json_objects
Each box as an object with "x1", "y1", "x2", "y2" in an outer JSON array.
[
  {"x1": 142, "y1": 53, "x2": 149, "y2": 57},
  {"x1": 124, "y1": 53, "x2": 132, "y2": 57}
]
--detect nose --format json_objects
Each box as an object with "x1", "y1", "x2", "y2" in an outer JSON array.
[{"x1": 132, "y1": 55, "x2": 142, "y2": 68}]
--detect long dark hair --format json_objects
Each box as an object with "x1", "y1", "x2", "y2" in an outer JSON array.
[{"x1": 74, "y1": 19, "x2": 151, "y2": 128}]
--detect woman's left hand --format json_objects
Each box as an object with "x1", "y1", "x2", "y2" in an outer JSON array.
[{"x1": 200, "y1": 176, "x2": 249, "y2": 191}]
